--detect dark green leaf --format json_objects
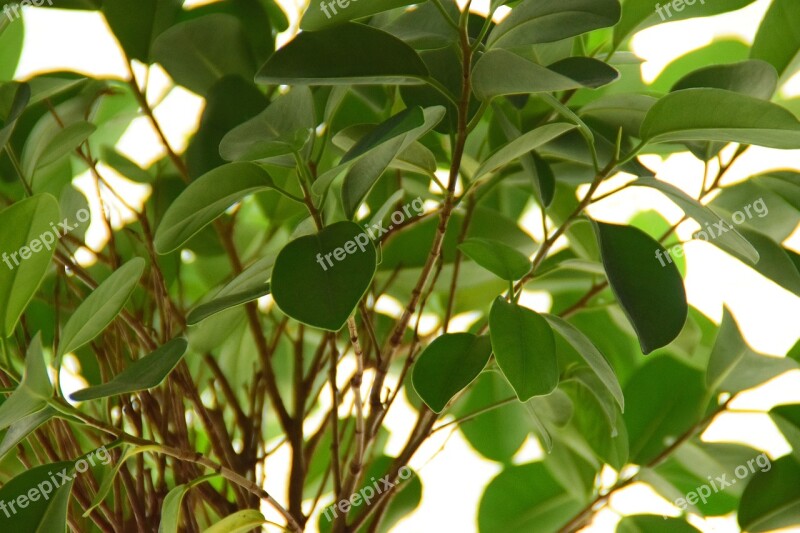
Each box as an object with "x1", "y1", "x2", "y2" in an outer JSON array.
[
  {"x1": 738, "y1": 456, "x2": 800, "y2": 532},
  {"x1": 0, "y1": 462, "x2": 75, "y2": 533},
  {"x1": 671, "y1": 60, "x2": 778, "y2": 99},
  {"x1": 271, "y1": 221, "x2": 377, "y2": 331},
  {"x1": 102, "y1": 0, "x2": 181, "y2": 62},
  {"x1": 300, "y1": 0, "x2": 419, "y2": 31},
  {"x1": 255, "y1": 23, "x2": 428, "y2": 85},
  {"x1": 412, "y1": 333, "x2": 492, "y2": 413},
  {"x1": 594, "y1": 221, "x2": 687, "y2": 354},
  {"x1": 751, "y1": 0, "x2": 800, "y2": 79}
]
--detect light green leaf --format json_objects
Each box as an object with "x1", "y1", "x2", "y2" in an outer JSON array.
[
  {"x1": 0, "y1": 407, "x2": 59, "y2": 460},
  {"x1": 478, "y1": 462, "x2": 587, "y2": 532},
  {"x1": 0, "y1": 334, "x2": 52, "y2": 432},
  {"x1": 544, "y1": 315, "x2": 624, "y2": 410},
  {"x1": 0, "y1": 194, "x2": 60, "y2": 337},
  {"x1": 58, "y1": 258, "x2": 145, "y2": 358},
  {"x1": 204, "y1": 510, "x2": 268, "y2": 533},
  {"x1": 487, "y1": 0, "x2": 621, "y2": 49},
  {"x1": 473, "y1": 50, "x2": 618, "y2": 100},
  {"x1": 23, "y1": 121, "x2": 95, "y2": 178},
  {"x1": 459, "y1": 239, "x2": 531, "y2": 281},
  {"x1": 640, "y1": 88, "x2": 800, "y2": 149},
  {"x1": 219, "y1": 87, "x2": 315, "y2": 162},
  {"x1": 70, "y1": 338, "x2": 189, "y2": 401},
  {"x1": 85, "y1": 444, "x2": 162, "y2": 516},
  {"x1": 154, "y1": 163, "x2": 279, "y2": 254},
  {"x1": 489, "y1": 298, "x2": 557, "y2": 401},
  {"x1": 271, "y1": 221, "x2": 377, "y2": 331},
  {"x1": 412, "y1": 333, "x2": 493, "y2": 413},
  {"x1": 594, "y1": 221, "x2": 688, "y2": 354},
  {"x1": 617, "y1": 515, "x2": 700, "y2": 533},
  {"x1": 159, "y1": 474, "x2": 218, "y2": 533},
  {"x1": 632, "y1": 177, "x2": 759, "y2": 263},
  {"x1": 706, "y1": 307, "x2": 797, "y2": 393},
  {"x1": 255, "y1": 23, "x2": 428, "y2": 86}
]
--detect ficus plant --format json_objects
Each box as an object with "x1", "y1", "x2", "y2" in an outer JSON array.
[{"x1": 0, "y1": 0, "x2": 799, "y2": 531}]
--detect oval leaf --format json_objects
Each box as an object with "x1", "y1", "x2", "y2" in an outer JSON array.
[
  {"x1": 412, "y1": 333, "x2": 493, "y2": 413},
  {"x1": 256, "y1": 23, "x2": 428, "y2": 85},
  {"x1": 593, "y1": 221, "x2": 688, "y2": 354},
  {"x1": 489, "y1": 298, "x2": 558, "y2": 401},
  {"x1": 640, "y1": 88, "x2": 800, "y2": 149},
  {"x1": 459, "y1": 239, "x2": 531, "y2": 281},
  {"x1": 271, "y1": 221, "x2": 377, "y2": 331},
  {"x1": 205, "y1": 510, "x2": 268, "y2": 533}
]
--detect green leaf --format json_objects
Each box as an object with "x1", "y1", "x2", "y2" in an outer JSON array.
[
  {"x1": 101, "y1": 146, "x2": 152, "y2": 183},
  {"x1": 187, "y1": 283, "x2": 270, "y2": 326},
  {"x1": 473, "y1": 122, "x2": 576, "y2": 179},
  {"x1": 0, "y1": 461, "x2": 75, "y2": 533},
  {"x1": 751, "y1": 0, "x2": 800, "y2": 79},
  {"x1": 0, "y1": 407, "x2": 59, "y2": 460},
  {"x1": 102, "y1": 0, "x2": 181, "y2": 62},
  {"x1": 219, "y1": 87, "x2": 315, "y2": 162},
  {"x1": 204, "y1": 510, "x2": 268, "y2": 533},
  {"x1": 412, "y1": 333, "x2": 493, "y2": 413},
  {"x1": 452, "y1": 370, "x2": 530, "y2": 462},
  {"x1": 544, "y1": 315, "x2": 624, "y2": 410},
  {"x1": 624, "y1": 357, "x2": 707, "y2": 464},
  {"x1": 0, "y1": 17, "x2": 24, "y2": 82},
  {"x1": 154, "y1": 163, "x2": 279, "y2": 254},
  {"x1": 706, "y1": 307, "x2": 797, "y2": 393},
  {"x1": 632, "y1": 178, "x2": 759, "y2": 264},
  {"x1": 85, "y1": 444, "x2": 162, "y2": 516},
  {"x1": 339, "y1": 106, "x2": 444, "y2": 218},
  {"x1": 473, "y1": 50, "x2": 618, "y2": 100},
  {"x1": 617, "y1": 515, "x2": 700, "y2": 533},
  {"x1": 271, "y1": 221, "x2": 377, "y2": 331},
  {"x1": 738, "y1": 456, "x2": 800, "y2": 532},
  {"x1": 487, "y1": 0, "x2": 621, "y2": 49},
  {"x1": 159, "y1": 475, "x2": 218, "y2": 533},
  {"x1": 614, "y1": 0, "x2": 757, "y2": 47},
  {"x1": 255, "y1": 23, "x2": 428, "y2": 85},
  {"x1": 58, "y1": 258, "x2": 145, "y2": 358},
  {"x1": 70, "y1": 338, "x2": 188, "y2": 402},
  {"x1": 640, "y1": 88, "x2": 800, "y2": 149},
  {"x1": 151, "y1": 14, "x2": 255, "y2": 95},
  {"x1": 300, "y1": 0, "x2": 419, "y2": 31},
  {"x1": 671, "y1": 60, "x2": 778, "y2": 100},
  {"x1": 459, "y1": 239, "x2": 531, "y2": 281},
  {"x1": 478, "y1": 462, "x2": 586, "y2": 532},
  {"x1": 489, "y1": 298, "x2": 557, "y2": 401},
  {"x1": 770, "y1": 404, "x2": 800, "y2": 463},
  {"x1": 22, "y1": 121, "x2": 96, "y2": 178},
  {"x1": 0, "y1": 194, "x2": 60, "y2": 337},
  {"x1": 594, "y1": 221, "x2": 688, "y2": 354},
  {"x1": 0, "y1": 334, "x2": 52, "y2": 432},
  {"x1": 580, "y1": 94, "x2": 657, "y2": 138},
  {"x1": 0, "y1": 81, "x2": 30, "y2": 150}
]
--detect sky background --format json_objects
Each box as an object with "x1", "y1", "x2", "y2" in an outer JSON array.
[{"x1": 9, "y1": 0, "x2": 800, "y2": 531}]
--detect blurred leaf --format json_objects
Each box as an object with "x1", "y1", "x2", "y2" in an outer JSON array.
[
  {"x1": 459, "y1": 239, "x2": 531, "y2": 281},
  {"x1": 205, "y1": 510, "x2": 268, "y2": 533},
  {"x1": 102, "y1": 0, "x2": 182, "y2": 62},
  {"x1": 186, "y1": 283, "x2": 270, "y2": 325},
  {"x1": 751, "y1": 0, "x2": 800, "y2": 79},
  {"x1": 0, "y1": 334, "x2": 52, "y2": 432},
  {"x1": 738, "y1": 456, "x2": 800, "y2": 532},
  {"x1": 617, "y1": 515, "x2": 700, "y2": 532}
]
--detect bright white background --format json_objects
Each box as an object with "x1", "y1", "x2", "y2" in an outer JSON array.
[{"x1": 9, "y1": 0, "x2": 800, "y2": 531}]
